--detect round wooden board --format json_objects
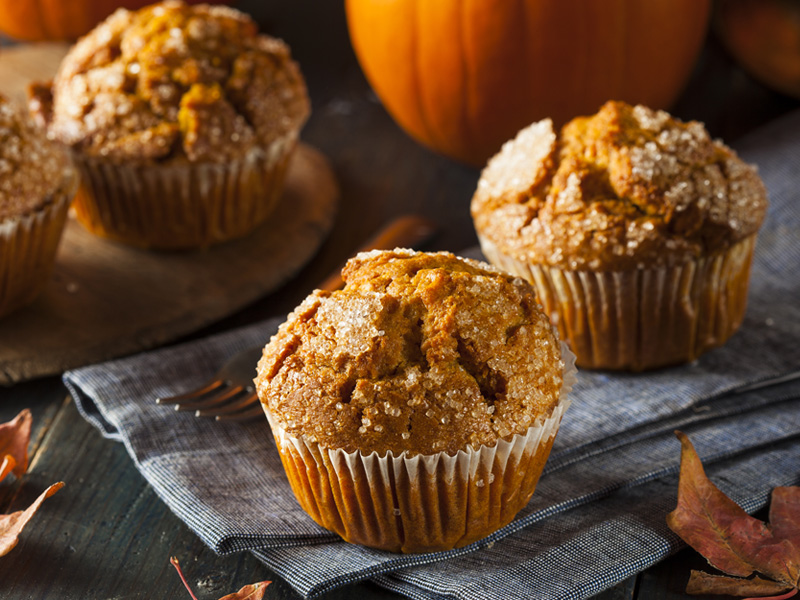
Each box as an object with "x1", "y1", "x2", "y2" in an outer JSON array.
[{"x1": 0, "y1": 142, "x2": 338, "y2": 384}]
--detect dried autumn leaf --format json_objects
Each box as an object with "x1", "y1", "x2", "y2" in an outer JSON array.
[
  {"x1": 770, "y1": 488, "x2": 800, "y2": 549},
  {"x1": 0, "y1": 409, "x2": 32, "y2": 479},
  {"x1": 667, "y1": 431, "x2": 779, "y2": 578},
  {"x1": 686, "y1": 570, "x2": 792, "y2": 596},
  {"x1": 0, "y1": 481, "x2": 64, "y2": 556},
  {"x1": 218, "y1": 581, "x2": 271, "y2": 600},
  {"x1": 0, "y1": 455, "x2": 16, "y2": 484},
  {"x1": 170, "y1": 556, "x2": 271, "y2": 600},
  {"x1": 667, "y1": 431, "x2": 800, "y2": 595}
]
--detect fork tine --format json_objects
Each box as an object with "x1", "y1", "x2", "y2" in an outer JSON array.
[
  {"x1": 195, "y1": 391, "x2": 259, "y2": 418},
  {"x1": 214, "y1": 403, "x2": 265, "y2": 422},
  {"x1": 174, "y1": 385, "x2": 247, "y2": 411},
  {"x1": 156, "y1": 379, "x2": 226, "y2": 405}
]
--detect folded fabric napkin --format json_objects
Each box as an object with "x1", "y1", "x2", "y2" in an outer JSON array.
[{"x1": 65, "y1": 109, "x2": 800, "y2": 600}]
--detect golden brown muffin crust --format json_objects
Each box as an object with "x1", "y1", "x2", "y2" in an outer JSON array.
[
  {"x1": 38, "y1": 1, "x2": 309, "y2": 164},
  {"x1": 0, "y1": 95, "x2": 74, "y2": 221},
  {"x1": 472, "y1": 101, "x2": 769, "y2": 270},
  {"x1": 256, "y1": 250, "x2": 564, "y2": 457}
]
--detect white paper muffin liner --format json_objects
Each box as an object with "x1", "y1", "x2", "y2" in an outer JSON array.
[
  {"x1": 264, "y1": 342, "x2": 576, "y2": 553},
  {"x1": 478, "y1": 233, "x2": 757, "y2": 371},
  {"x1": 70, "y1": 133, "x2": 298, "y2": 250},
  {"x1": 0, "y1": 174, "x2": 76, "y2": 317}
]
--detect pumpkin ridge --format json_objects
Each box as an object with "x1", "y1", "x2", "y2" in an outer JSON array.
[
  {"x1": 458, "y1": 0, "x2": 475, "y2": 159},
  {"x1": 33, "y1": 0, "x2": 50, "y2": 40},
  {"x1": 410, "y1": 0, "x2": 443, "y2": 156}
]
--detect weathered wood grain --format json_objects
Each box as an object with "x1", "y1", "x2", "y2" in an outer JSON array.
[{"x1": 0, "y1": 42, "x2": 68, "y2": 101}]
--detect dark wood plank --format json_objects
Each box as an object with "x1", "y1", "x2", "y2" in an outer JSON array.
[
  {"x1": 634, "y1": 548, "x2": 715, "y2": 600},
  {"x1": 593, "y1": 577, "x2": 638, "y2": 600}
]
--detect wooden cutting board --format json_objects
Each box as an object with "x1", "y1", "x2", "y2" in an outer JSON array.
[
  {"x1": 0, "y1": 44, "x2": 339, "y2": 384},
  {"x1": 0, "y1": 42, "x2": 71, "y2": 102}
]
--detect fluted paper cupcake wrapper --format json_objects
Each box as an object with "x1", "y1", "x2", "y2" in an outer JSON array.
[
  {"x1": 265, "y1": 342, "x2": 576, "y2": 554},
  {"x1": 478, "y1": 234, "x2": 757, "y2": 371},
  {"x1": 70, "y1": 133, "x2": 297, "y2": 250},
  {"x1": 0, "y1": 177, "x2": 76, "y2": 317}
]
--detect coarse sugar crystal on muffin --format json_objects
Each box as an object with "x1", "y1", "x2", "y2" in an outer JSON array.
[
  {"x1": 0, "y1": 94, "x2": 77, "y2": 318},
  {"x1": 472, "y1": 100, "x2": 768, "y2": 371},
  {"x1": 30, "y1": 0, "x2": 310, "y2": 249},
  {"x1": 256, "y1": 249, "x2": 576, "y2": 553}
]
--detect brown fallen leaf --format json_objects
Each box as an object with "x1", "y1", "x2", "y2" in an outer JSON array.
[
  {"x1": 686, "y1": 571, "x2": 792, "y2": 596},
  {"x1": 770, "y1": 488, "x2": 800, "y2": 549},
  {"x1": 667, "y1": 430, "x2": 800, "y2": 597},
  {"x1": 170, "y1": 556, "x2": 271, "y2": 600},
  {"x1": 0, "y1": 481, "x2": 64, "y2": 556},
  {"x1": 0, "y1": 455, "x2": 16, "y2": 484},
  {"x1": 0, "y1": 409, "x2": 32, "y2": 479},
  {"x1": 218, "y1": 581, "x2": 271, "y2": 600}
]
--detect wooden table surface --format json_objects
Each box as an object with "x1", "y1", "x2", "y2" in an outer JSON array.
[{"x1": 1, "y1": 2, "x2": 798, "y2": 599}]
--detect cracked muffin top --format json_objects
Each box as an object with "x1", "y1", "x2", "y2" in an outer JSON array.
[
  {"x1": 255, "y1": 249, "x2": 565, "y2": 457},
  {"x1": 0, "y1": 95, "x2": 74, "y2": 221},
  {"x1": 471, "y1": 101, "x2": 768, "y2": 270},
  {"x1": 32, "y1": 0, "x2": 309, "y2": 165}
]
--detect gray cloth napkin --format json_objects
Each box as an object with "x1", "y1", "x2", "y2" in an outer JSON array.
[{"x1": 64, "y1": 109, "x2": 800, "y2": 600}]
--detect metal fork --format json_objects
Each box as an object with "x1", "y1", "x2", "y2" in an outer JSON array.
[{"x1": 155, "y1": 215, "x2": 437, "y2": 421}]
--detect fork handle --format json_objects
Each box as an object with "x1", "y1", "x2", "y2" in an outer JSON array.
[{"x1": 316, "y1": 215, "x2": 437, "y2": 291}]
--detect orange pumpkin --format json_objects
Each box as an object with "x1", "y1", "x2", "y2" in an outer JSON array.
[
  {"x1": 714, "y1": 0, "x2": 800, "y2": 99},
  {"x1": 346, "y1": 0, "x2": 712, "y2": 166},
  {"x1": 0, "y1": 0, "x2": 214, "y2": 42}
]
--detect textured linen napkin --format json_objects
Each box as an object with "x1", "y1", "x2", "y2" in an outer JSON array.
[{"x1": 64, "y1": 109, "x2": 800, "y2": 600}]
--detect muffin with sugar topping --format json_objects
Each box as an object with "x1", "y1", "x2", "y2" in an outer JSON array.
[
  {"x1": 30, "y1": 0, "x2": 309, "y2": 249},
  {"x1": 472, "y1": 100, "x2": 768, "y2": 370},
  {"x1": 0, "y1": 94, "x2": 77, "y2": 317},
  {"x1": 256, "y1": 249, "x2": 576, "y2": 553}
]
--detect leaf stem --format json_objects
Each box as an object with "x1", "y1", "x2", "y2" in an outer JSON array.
[
  {"x1": 170, "y1": 556, "x2": 200, "y2": 600},
  {"x1": 744, "y1": 588, "x2": 798, "y2": 600}
]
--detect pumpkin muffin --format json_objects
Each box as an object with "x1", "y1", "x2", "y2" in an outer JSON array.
[
  {"x1": 472, "y1": 100, "x2": 768, "y2": 371},
  {"x1": 255, "y1": 249, "x2": 576, "y2": 553},
  {"x1": 0, "y1": 94, "x2": 77, "y2": 318},
  {"x1": 30, "y1": 0, "x2": 309, "y2": 249}
]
